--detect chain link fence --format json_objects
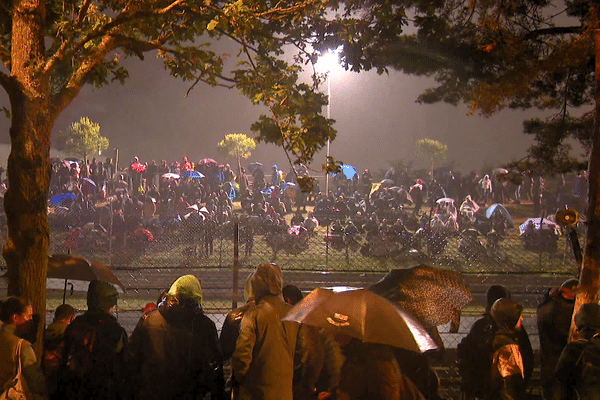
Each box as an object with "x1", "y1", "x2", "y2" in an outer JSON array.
[{"x1": 0, "y1": 196, "x2": 582, "y2": 399}]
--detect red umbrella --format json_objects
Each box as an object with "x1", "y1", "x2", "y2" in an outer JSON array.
[
  {"x1": 130, "y1": 162, "x2": 147, "y2": 172},
  {"x1": 197, "y1": 158, "x2": 218, "y2": 166}
]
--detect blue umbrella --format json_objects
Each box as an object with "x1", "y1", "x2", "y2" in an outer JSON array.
[
  {"x1": 50, "y1": 192, "x2": 76, "y2": 206},
  {"x1": 261, "y1": 185, "x2": 275, "y2": 195},
  {"x1": 331, "y1": 164, "x2": 357, "y2": 180},
  {"x1": 485, "y1": 203, "x2": 514, "y2": 226},
  {"x1": 181, "y1": 170, "x2": 205, "y2": 179},
  {"x1": 248, "y1": 162, "x2": 263, "y2": 173},
  {"x1": 342, "y1": 164, "x2": 358, "y2": 179}
]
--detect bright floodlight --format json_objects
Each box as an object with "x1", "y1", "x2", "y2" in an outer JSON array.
[{"x1": 318, "y1": 49, "x2": 341, "y2": 73}]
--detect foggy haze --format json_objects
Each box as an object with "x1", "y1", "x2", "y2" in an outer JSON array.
[{"x1": 0, "y1": 54, "x2": 544, "y2": 177}]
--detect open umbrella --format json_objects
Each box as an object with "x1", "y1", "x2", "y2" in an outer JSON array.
[
  {"x1": 485, "y1": 203, "x2": 514, "y2": 226},
  {"x1": 181, "y1": 170, "x2": 205, "y2": 179},
  {"x1": 435, "y1": 197, "x2": 455, "y2": 205},
  {"x1": 49, "y1": 192, "x2": 76, "y2": 206},
  {"x1": 48, "y1": 254, "x2": 125, "y2": 303},
  {"x1": 130, "y1": 162, "x2": 147, "y2": 172},
  {"x1": 81, "y1": 177, "x2": 97, "y2": 190},
  {"x1": 282, "y1": 288, "x2": 437, "y2": 353},
  {"x1": 161, "y1": 172, "x2": 180, "y2": 179},
  {"x1": 197, "y1": 158, "x2": 218, "y2": 166},
  {"x1": 519, "y1": 218, "x2": 561, "y2": 235},
  {"x1": 247, "y1": 162, "x2": 264, "y2": 173},
  {"x1": 369, "y1": 265, "x2": 473, "y2": 328},
  {"x1": 332, "y1": 164, "x2": 357, "y2": 180}
]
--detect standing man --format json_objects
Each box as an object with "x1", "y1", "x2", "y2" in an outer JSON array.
[
  {"x1": 43, "y1": 304, "x2": 75, "y2": 399},
  {"x1": 231, "y1": 263, "x2": 300, "y2": 400},
  {"x1": 129, "y1": 275, "x2": 225, "y2": 400},
  {"x1": 537, "y1": 279, "x2": 578, "y2": 400},
  {"x1": 57, "y1": 280, "x2": 129, "y2": 400}
]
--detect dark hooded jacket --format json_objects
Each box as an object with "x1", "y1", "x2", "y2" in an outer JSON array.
[
  {"x1": 58, "y1": 280, "x2": 129, "y2": 400},
  {"x1": 337, "y1": 339, "x2": 425, "y2": 400},
  {"x1": 231, "y1": 263, "x2": 299, "y2": 400},
  {"x1": 555, "y1": 303, "x2": 600, "y2": 400},
  {"x1": 537, "y1": 279, "x2": 577, "y2": 400},
  {"x1": 488, "y1": 298, "x2": 526, "y2": 400},
  {"x1": 129, "y1": 275, "x2": 225, "y2": 400}
]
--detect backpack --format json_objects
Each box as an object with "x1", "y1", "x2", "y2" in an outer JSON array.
[
  {"x1": 575, "y1": 336, "x2": 600, "y2": 393},
  {"x1": 457, "y1": 318, "x2": 496, "y2": 399}
]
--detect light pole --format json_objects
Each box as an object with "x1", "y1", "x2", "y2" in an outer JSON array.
[{"x1": 318, "y1": 50, "x2": 340, "y2": 195}]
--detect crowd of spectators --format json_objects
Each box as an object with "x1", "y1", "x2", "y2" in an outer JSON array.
[{"x1": 37, "y1": 155, "x2": 589, "y2": 260}]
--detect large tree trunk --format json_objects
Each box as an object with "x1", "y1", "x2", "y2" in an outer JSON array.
[
  {"x1": 3, "y1": 97, "x2": 53, "y2": 355},
  {"x1": 2, "y1": 0, "x2": 52, "y2": 356},
  {"x1": 571, "y1": 1, "x2": 600, "y2": 340}
]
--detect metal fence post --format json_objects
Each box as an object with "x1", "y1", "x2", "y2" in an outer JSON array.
[{"x1": 233, "y1": 221, "x2": 239, "y2": 309}]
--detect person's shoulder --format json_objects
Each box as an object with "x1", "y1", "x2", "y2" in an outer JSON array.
[{"x1": 193, "y1": 310, "x2": 217, "y2": 328}]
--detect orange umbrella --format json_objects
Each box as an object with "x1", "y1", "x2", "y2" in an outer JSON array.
[{"x1": 282, "y1": 288, "x2": 437, "y2": 353}]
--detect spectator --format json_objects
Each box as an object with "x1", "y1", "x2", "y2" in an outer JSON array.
[
  {"x1": 231, "y1": 263, "x2": 300, "y2": 400},
  {"x1": 58, "y1": 280, "x2": 129, "y2": 400},
  {"x1": 0, "y1": 296, "x2": 47, "y2": 400},
  {"x1": 537, "y1": 279, "x2": 578, "y2": 400},
  {"x1": 43, "y1": 304, "x2": 75, "y2": 399},
  {"x1": 555, "y1": 303, "x2": 600, "y2": 400},
  {"x1": 489, "y1": 298, "x2": 528, "y2": 400},
  {"x1": 220, "y1": 274, "x2": 256, "y2": 398},
  {"x1": 336, "y1": 336, "x2": 425, "y2": 400},
  {"x1": 129, "y1": 274, "x2": 225, "y2": 400}
]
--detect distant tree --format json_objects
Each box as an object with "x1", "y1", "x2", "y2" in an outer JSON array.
[
  {"x1": 416, "y1": 139, "x2": 448, "y2": 176},
  {"x1": 57, "y1": 117, "x2": 109, "y2": 165},
  {"x1": 217, "y1": 133, "x2": 256, "y2": 193}
]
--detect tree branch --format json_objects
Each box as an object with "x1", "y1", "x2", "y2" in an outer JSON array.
[
  {"x1": 522, "y1": 25, "x2": 582, "y2": 40},
  {"x1": 45, "y1": 0, "x2": 192, "y2": 76},
  {"x1": 50, "y1": 34, "x2": 118, "y2": 119}
]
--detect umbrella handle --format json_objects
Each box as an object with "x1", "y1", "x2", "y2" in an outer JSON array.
[{"x1": 63, "y1": 279, "x2": 67, "y2": 304}]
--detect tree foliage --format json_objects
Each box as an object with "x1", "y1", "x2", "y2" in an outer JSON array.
[
  {"x1": 56, "y1": 117, "x2": 109, "y2": 161},
  {"x1": 416, "y1": 138, "x2": 448, "y2": 171},
  {"x1": 217, "y1": 133, "x2": 256, "y2": 161},
  {"x1": 0, "y1": 0, "x2": 415, "y2": 339},
  {"x1": 356, "y1": 0, "x2": 595, "y2": 172}
]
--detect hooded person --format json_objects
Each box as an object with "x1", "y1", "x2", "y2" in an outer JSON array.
[
  {"x1": 231, "y1": 263, "x2": 300, "y2": 400},
  {"x1": 537, "y1": 278, "x2": 579, "y2": 400},
  {"x1": 129, "y1": 274, "x2": 225, "y2": 400},
  {"x1": 220, "y1": 272, "x2": 255, "y2": 361},
  {"x1": 488, "y1": 298, "x2": 527, "y2": 400},
  {"x1": 555, "y1": 303, "x2": 600, "y2": 400},
  {"x1": 463, "y1": 284, "x2": 534, "y2": 388},
  {"x1": 58, "y1": 280, "x2": 130, "y2": 400}
]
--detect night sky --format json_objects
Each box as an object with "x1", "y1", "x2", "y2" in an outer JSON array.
[{"x1": 0, "y1": 50, "x2": 547, "y2": 178}]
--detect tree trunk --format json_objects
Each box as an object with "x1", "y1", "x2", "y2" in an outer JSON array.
[
  {"x1": 571, "y1": 0, "x2": 600, "y2": 340},
  {"x1": 3, "y1": 0, "x2": 52, "y2": 356},
  {"x1": 237, "y1": 156, "x2": 246, "y2": 194},
  {"x1": 3, "y1": 95, "x2": 54, "y2": 356}
]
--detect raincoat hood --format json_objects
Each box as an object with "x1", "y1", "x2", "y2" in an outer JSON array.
[
  {"x1": 87, "y1": 280, "x2": 119, "y2": 312},
  {"x1": 251, "y1": 263, "x2": 283, "y2": 301},
  {"x1": 491, "y1": 298, "x2": 523, "y2": 330},
  {"x1": 167, "y1": 275, "x2": 204, "y2": 306},
  {"x1": 485, "y1": 285, "x2": 511, "y2": 313}
]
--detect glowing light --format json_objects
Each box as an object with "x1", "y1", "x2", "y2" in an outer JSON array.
[{"x1": 317, "y1": 48, "x2": 342, "y2": 73}]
